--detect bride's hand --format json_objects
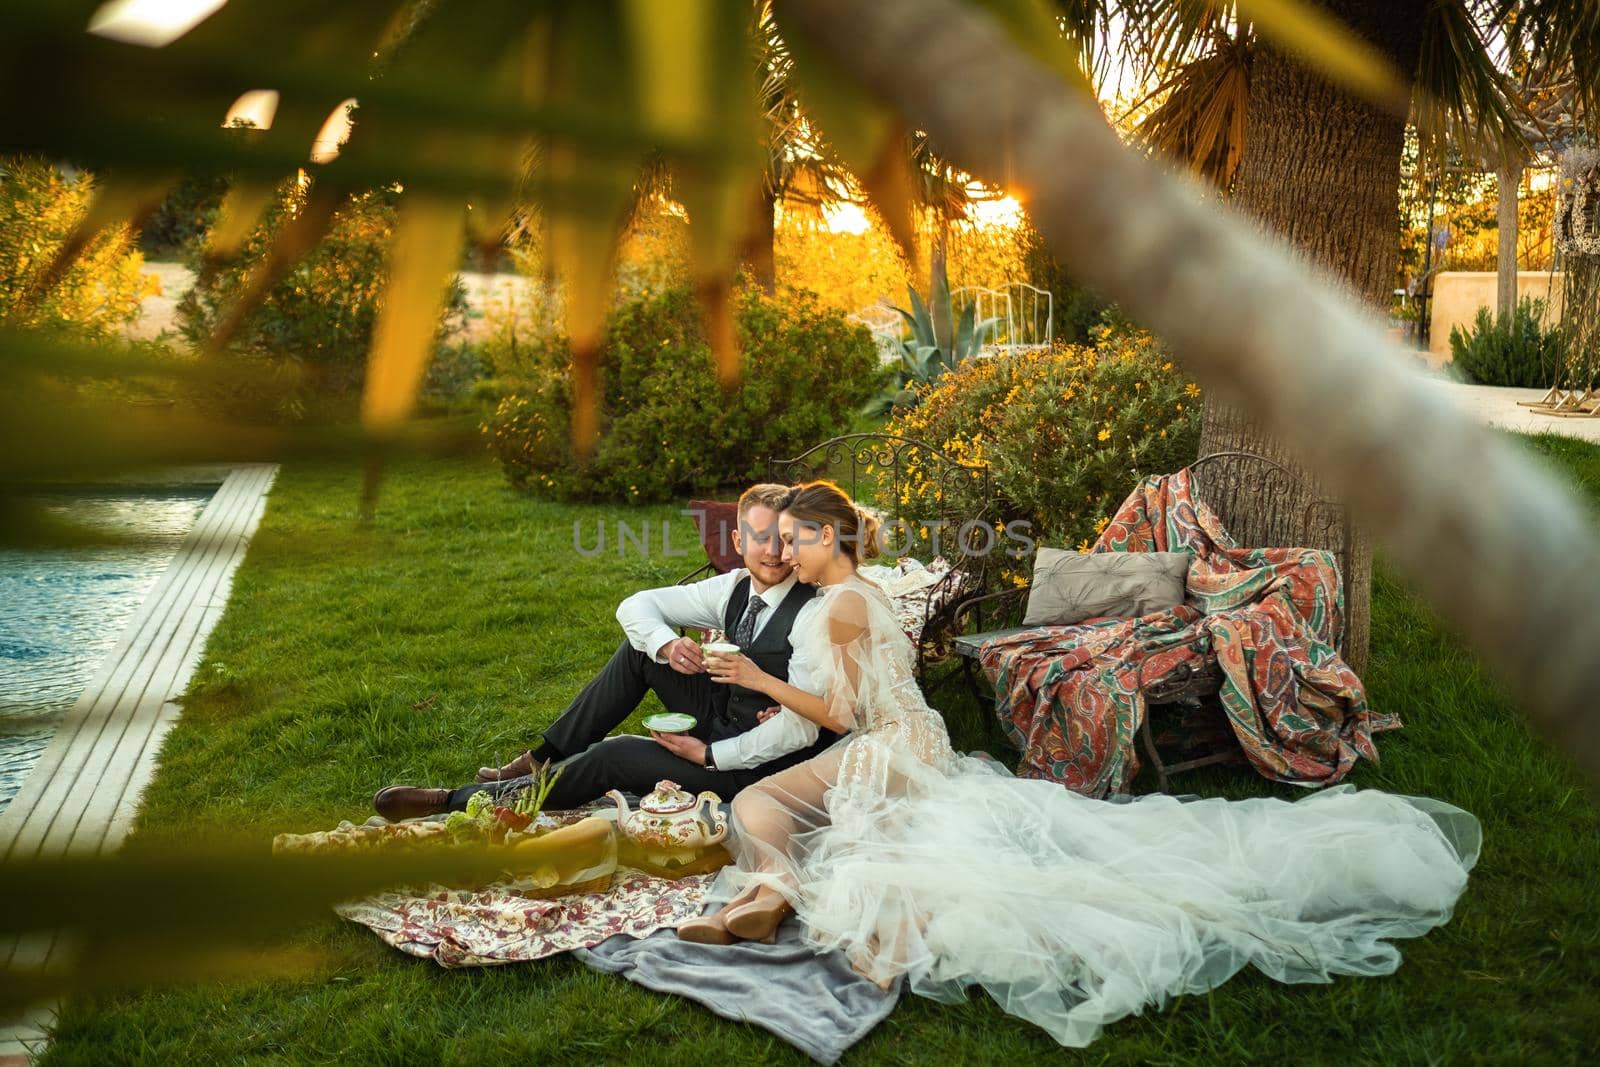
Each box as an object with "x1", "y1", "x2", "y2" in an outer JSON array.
[{"x1": 705, "y1": 650, "x2": 770, "y2": 692}]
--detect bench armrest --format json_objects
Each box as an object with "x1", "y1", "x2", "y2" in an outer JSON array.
[{"x1": 950, "y1": 585, "x2": 1029, "y2": 640}]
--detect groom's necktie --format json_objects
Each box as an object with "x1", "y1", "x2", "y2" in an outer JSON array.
[{"x1": 732, "y1": 593, "x2": 767, "y2": 649}]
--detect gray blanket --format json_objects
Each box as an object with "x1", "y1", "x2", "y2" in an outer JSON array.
[{"x1": 573, "y1": 895, "x2": 902, "y2": 1064}]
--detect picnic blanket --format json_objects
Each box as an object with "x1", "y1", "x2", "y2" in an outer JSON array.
[
  {"x1": 979, "y1": 469, "x2": 1398, "y2": 797},
  {"x1": 336, "y1": 864, "x2": 715, "y2": 967},
  {"x1": 283, "y1": 804, "x2": 899, "y2": 1062},
  {"x1": 275, "y1": 810, "x2": 715, "y2": 967},
  {"x1": 575, "y1": 890, "x2": 902, "y2": 1065}
]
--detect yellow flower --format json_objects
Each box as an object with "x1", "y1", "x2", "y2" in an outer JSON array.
[
  {"x1": 1175, "y1": 403, "x2": 1183, "y2": 412},
  {"x1": 1097, "y1": 427, "x2": 1110, "y2": 442},
  {"x1": 1185, "y1": 383, "x2": 1202, "y2": 398},
  {"x1": 1076, "y1": 538, "x2": 1091, "y2": 552},
  {"x1": 1094, "y1": 516, "x2": 1109, "y2": 533}
]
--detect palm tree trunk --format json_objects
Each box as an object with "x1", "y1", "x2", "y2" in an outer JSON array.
[
  {"x1": 1497, "y1": 155, "x2": 1523, "y2": 319},
  {"x1": 739, "y1": 180, "x2": 779, "y2": 295},
  {"x1": 1200, "y1": 11, "x2": 1424, "y2": 676},
  {"x1": 931, "y1": 211, "x2": 953, "y2": 354}
]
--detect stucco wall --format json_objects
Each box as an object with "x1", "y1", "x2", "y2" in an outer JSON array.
[{"x1": 1428, "y1": 271, "x2": 1566, "y2": 362}]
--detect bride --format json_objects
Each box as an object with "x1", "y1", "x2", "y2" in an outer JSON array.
[{"x1": 676, "y1": 480, "x2": 1480, "y2": 1048}]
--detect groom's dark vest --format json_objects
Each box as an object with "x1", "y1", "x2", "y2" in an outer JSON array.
[{"x1": 713, "y1": 575, "x2": 838, "y2": 770}]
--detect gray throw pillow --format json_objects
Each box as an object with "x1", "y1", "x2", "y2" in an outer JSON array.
[{"x1": 1022, "y1": 548, "x2": 1191, "y2": 626}]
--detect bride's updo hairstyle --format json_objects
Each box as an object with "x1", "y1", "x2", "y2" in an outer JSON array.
[{"x1": 779, "y1": 480, "x2": 883, "y2": 563}]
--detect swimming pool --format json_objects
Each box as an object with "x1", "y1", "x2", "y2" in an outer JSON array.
[{"x1": 0, "y1": 486, "x2": 216, "y2": 813}]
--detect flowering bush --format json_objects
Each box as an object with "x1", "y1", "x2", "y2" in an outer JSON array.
[
  {"x1": 0, "y1": 155, "x2": 158, "y2": 339},
  {"x1": 483, "y1": 283, "x2": 880, "y2": 502},
  {"x1": 885, "y1": 322, "x2": 1202, "y2": 552}
]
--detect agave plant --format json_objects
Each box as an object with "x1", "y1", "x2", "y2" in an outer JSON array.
[{"x1": 864, "y1": 278, "x2": 1001, "y2": 415}]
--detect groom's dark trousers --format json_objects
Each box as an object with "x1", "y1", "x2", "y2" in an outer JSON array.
[
  {"x1": 446, "y1": 638, "x2": 828, "y2": 812},
  {"x1": 449, "y1": 573, "x2": 828, "y2": 811}
]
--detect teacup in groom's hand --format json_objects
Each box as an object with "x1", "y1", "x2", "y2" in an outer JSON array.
[{"x1": 661, "y1": 637, "x2": 706, "y2": 675}]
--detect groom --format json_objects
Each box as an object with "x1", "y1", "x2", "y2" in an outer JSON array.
[{"x1": 373, "y1": 483, "x2": 838, "y2": 819}]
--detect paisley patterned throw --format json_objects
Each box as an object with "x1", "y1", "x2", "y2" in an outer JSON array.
[{"x1": 978, "y1": 469, "x2": 1396, "y2": 796}]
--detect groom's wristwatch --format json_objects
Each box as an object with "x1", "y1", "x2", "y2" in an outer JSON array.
[{"x1": 702, "y1": 745, "x2": 717, "y2": 770}]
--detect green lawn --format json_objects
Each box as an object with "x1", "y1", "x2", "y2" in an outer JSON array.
[{"x1": 39, "y1": 434, "x2": 1600, "y2": 1065}]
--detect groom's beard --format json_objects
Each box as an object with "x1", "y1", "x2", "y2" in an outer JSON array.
[{"x1": 749, "y1": 560, "x2": 792, "y2": 585}]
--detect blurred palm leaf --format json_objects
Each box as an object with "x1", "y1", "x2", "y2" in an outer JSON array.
[
  {"x1": 359, "y1": 192, "x2": 468, "y2": 508},
  {"x1": 1, "y1": 0, "x2": 779, "y2": 481},
  {"x1": 0, "y1": 830, "x2": 617, "y2": 1018}
]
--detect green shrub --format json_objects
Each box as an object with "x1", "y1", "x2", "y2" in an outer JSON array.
[
  {"x1": 886, "y1": 321, "x2": 1203, "y2": 551},
  {"x1": 138, "y1": 174, "x2": 227, "y2": 260},
  {"x1": 0, "y1": 155, "x2": 157, "y2": 339},
  {"x1": 1019, "y1": 220, "x2": 1109, "y2": 345},
  {"x1": 479, "y1": 309, "x2": 569, "y2": 382},
  {"x1": 419, "y1": 340, "x2": 493, "y2": 411},
  {"x1": 482, "y1": 284, "x2": 880, "y2": 501},
  {"x1": 176, "y1": 182, "x2": 468, "y2": 396},
  {"x1": 1449, "y1": 297, "x2": 1564, "y2": 388}
]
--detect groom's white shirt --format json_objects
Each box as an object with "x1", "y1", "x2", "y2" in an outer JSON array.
[{"x1": 616, "y1": 568, "x2": 824, "y2": 771}]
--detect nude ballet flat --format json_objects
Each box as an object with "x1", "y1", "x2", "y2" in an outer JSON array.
[
  {"x1": 722, "y1": 895, "x2": 791, "y2": 942},
  {"x1": 675, "y1": 912, "x2": 736, "y2": 945}
]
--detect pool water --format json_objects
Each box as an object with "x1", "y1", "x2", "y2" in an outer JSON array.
[{"x1": 0, "y1": 487, "x2": 215, "y2": 813}]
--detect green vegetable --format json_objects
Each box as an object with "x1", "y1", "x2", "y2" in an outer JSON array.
[{"x1": 465, "y1": 790, "x2": 494, "y2": 818}]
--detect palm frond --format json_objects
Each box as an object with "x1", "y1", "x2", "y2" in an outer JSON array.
[
  {"x1": 1415, "y1": 0, "x2": 1532, "y2": 165},
  {"x1": 1496, "y1": 0, "x2": 1600, "y2": 130},
  {"x1": 1134, "y1": 30, "x2": 1253, "y2": 190}
]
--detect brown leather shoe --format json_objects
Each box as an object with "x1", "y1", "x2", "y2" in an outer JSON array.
[
  {"x1": 477, "y1": 749, "x2": 537, "y2": 783},
  {"x1": 373, "y1": 785, "x2": 451, "y2": 821}
]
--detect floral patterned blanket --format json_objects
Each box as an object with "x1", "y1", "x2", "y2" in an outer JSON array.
[
  {"x1": 275, "y1": 811, "x2": 713, "y2": 968},
  {"x1": 979, "y1": 469, "x2": 1397, "y2": 797},
  {"x1": 337, "y1": 865, "x2": 714, "y2": 968}
]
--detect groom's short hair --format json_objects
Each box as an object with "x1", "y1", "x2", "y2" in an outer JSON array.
[{"x1": 738, "y1": 483, "x2": 791, "y2": 521}]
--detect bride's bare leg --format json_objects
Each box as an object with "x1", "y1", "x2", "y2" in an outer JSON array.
[{"x1": 722, "y1": 751, "x2": 842, "y2": 940}]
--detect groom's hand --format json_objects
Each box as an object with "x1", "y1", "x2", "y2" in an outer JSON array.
[
  {"x1": 757, "y1": 705, "x2": 781, "y2": 723},
  {"x1": 651, "y1": 730, "x2": 707, "y2": 764},
  {"x1": 660, "y1": 637, "x2": 705, "y2": 675}
]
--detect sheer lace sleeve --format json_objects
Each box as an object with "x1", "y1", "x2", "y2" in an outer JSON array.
[
  {"x1": 820, "y1": 588, "x2": 872, "y2": 733},
  {"x1": 813, "y1": 580, "x2": 932, "y2": 737}
]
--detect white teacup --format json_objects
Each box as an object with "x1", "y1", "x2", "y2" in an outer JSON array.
[{"x1": 701, "y1": 640, "x2": 740, "y2": 660}]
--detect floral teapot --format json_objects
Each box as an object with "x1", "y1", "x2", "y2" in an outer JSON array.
[{"x1": 608, "y1": 780, "x2": 728, "y2": 851}]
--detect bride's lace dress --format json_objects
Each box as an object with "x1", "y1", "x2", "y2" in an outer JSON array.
[{"x1": 714, "y1": 573, "x2": 1481, "y2": 1048}]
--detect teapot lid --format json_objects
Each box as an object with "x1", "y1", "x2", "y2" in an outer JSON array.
[{"x1": 640, "y1": 779, "x2": 696, "y2": 814}]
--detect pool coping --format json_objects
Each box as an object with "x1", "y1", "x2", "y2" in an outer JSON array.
[{"x1": 0, "y1": 463, "x2": 278, "y2": 1059}]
